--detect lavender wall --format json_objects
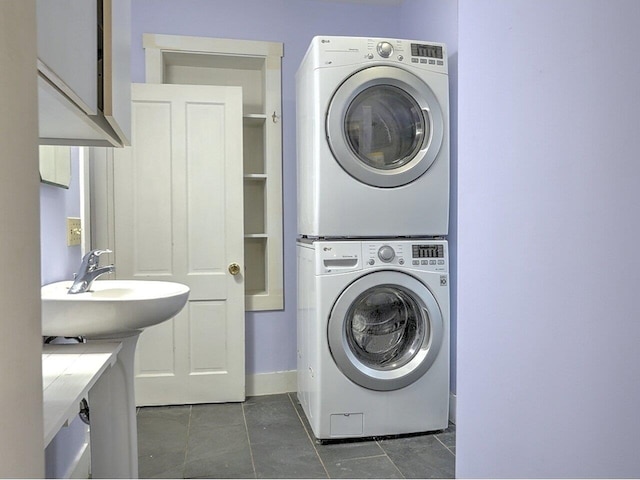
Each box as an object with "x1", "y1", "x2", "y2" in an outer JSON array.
[
  {"x1": 40, "y1": 149, "x2": 82, "y2": 284},
  {"x1": 400, "y1": 0, "x2": 458, "y2": 394},
  {"x1": 131, "y1": 0, "x2": 405, "y2": 374},
  {"x1": 456, "y1": 0, "x2": 640, "y2": 476}
]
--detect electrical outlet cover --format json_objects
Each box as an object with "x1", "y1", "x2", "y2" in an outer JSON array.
[{"x1": 67, "y1": 217, "x2": 82, "y2": 246}]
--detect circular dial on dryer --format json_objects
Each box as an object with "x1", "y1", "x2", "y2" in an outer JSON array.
[
  {"x1": 377, "y1": 41, "x2": 394, "y2": 58},
  {"x1": 378, "y1": 245, "x2": 395, "y2": 263}
]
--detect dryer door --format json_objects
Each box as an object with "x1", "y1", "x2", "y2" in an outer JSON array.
[
  {"x1": 328, "y1": 271, "x2": 444, "y2": 391},
  {"x1": 326, "y1": 66, "x2": 445, "y2": 188}
]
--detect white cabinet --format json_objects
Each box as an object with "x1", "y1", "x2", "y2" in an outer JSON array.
[
  {"x1": 143, "y1": 34, "x2": 284, "y2": 311},
  {"x1": 37, "y1": 0, "x2": 130, "y2": 147},
  {"x1": 37, "y1": 0, "x2": 97, "y2": 115}
]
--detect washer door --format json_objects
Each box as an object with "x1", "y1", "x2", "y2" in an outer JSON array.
[
  {"x1": 326, "y1": 66, "x2": 444, "y2": 188},
  {"x1": 328, "y1": 271, "x2": 444, "y2": 391}
]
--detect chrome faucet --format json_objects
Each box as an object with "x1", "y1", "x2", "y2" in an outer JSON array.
[{"x1": 68, "y1": 249, "x2": 115, "y2": 294}]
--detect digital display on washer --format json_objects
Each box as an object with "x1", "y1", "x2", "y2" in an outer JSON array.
[
  {"x1": 412, "y1": 244, "x2": 444, "y2": 259},
  {"x1": 411, "y1": 43, "x2": 443, "y2": 59}
]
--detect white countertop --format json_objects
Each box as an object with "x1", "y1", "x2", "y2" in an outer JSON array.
[{"x1": 42, "y1": 342, "x2": 122, "y2": 446}]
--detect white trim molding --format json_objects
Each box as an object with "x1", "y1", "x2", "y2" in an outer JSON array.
[
  {"x1": 449, "y1": 392, "x2": 457, "y2": 425},
  {"x1": 246, "y1": 371, "x2": 297, "y2": 397}
]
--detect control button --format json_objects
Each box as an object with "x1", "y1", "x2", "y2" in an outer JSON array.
[
  {"x1": 377, "y1": 245, "x2": 395, "y2": 263},
  {"x1": 421, "y1": 260, "x2": 429, "y2": 265},
  {"x1": 368, "y1": 258, "x2": 375, "y2": 266},
  {"x1": 437, "y1": 260, "x2": 445, "y2": 265},
  {"x1": 377, "y1": 41, "x2": 394, "y2": 58},
  {"x1": 412, "y1": 260, "x2": 419, "y2": 265},
  {"x1": 429, "y1": 59, "x2": 436, "y2": 65},
  {"x1": 429, "y1": 260, "x2": 437, "y2": 265},
  {"x1": 398, "y1": 258, "x2": 405, "y2": 265},
  {"x1": 420, "y1": 58, "x2": 428, "y2": 64},
  {"x1": 411, "y1": 58, "x2": 419, "y2": 63},
  {"x1": 366, "y1": 53, "x2": 374, "y2": 59},
  {"x1": 437, "y1": 60, "x2": 444, "y2": 66},
  {"x1": 397, "y1": 55, "x2": 404, "y2": 61}
]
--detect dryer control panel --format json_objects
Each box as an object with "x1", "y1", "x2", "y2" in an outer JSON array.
[{"x1": 306, "y1": 36, "x2": 447, "y2": 73}]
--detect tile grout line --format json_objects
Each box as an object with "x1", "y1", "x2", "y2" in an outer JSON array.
[
  {"x1": 241, "y1": 401, "x2": 258, "y2": 479},
  {"x1": 375, "y1": 438, "x2": 406, "y2": 479},
  {"x1": 182, "y1": 404, "x2": 192, "y2": 479},
  {"x1": 434, "y1": 434, "x2": 456, "y2": 457},
  {"x1": 333, "y1": 453, "x2": 392, "y2": 463},
  {"x1": 287, "y1": 392, "x2": 331, "y2": 479}
]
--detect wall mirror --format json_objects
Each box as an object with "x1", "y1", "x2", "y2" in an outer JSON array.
[{"x1": 39, "y1": 145, "x2": 71, "y2": 188}]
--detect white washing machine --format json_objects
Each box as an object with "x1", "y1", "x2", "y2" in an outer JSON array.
[
  {"x1": 296, "y1": 36, "x2": 450, "y2": 238},
  {"x1": 297, "y1": 238, "x2": 449, "y2": 440}
]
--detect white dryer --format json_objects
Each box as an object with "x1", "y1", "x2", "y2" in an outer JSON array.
[
  {"x1": 296, "y1": 36, "x2": 450, "y2": 238},
  {"x1": 297, "y1": 238, "x2": 450, "y2": 439}
]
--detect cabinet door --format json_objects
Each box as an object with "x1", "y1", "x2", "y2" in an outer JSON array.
[
  {"x1": 36, "y1": 0, "x2": 97, "y2": 115},
  {"x1": 103, "y1": 0, "x2": 131, "y2": 145}
]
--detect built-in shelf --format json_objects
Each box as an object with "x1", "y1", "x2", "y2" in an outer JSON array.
[
  {"x1": 244, "y1": 113, "x2": 267, "y2": 121},
  {"x1": 246, "y1": 289, "x2": 268, "y2": 296},
  {"x1": 144, "y1": 34, "x2": 284, "y2": 312},
  {"x1": 244, "y1": 174, "x2": 268, "y2": 180}
]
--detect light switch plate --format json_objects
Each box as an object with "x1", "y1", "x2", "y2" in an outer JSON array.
[{"x1": 67, "y1": 217, "x2": 82, "y2": 246}]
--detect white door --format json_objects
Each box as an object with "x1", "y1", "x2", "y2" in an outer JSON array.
[{"x1": 113, "y1": 83, "x2": 245, "y2": 405}]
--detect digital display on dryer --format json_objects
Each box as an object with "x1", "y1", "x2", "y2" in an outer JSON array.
[
  {"x1": 411, "y1": 43, "x2": 443, "y2": 59},
  {"x1": 412, "y1": 244, "x2": 444, "y2": 258}
]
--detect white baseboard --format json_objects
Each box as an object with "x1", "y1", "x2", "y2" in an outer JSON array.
[
  {"x1": 246, "y1": 370, "x2": 297, "y2": 397},
  {"x1": 66, "y1": 441, "x2": 90, "y2": 479},
  {"x1": 449, "y1": 392, "x2": 457, "y2": 425}
]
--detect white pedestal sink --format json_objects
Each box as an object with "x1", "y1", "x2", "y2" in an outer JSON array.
[
  {"x1": 41, "y1": 280, "x2": 189, "y2": 338},
  {"x1": 41, "y1": 280, "x2": 190, "y2": 479}
]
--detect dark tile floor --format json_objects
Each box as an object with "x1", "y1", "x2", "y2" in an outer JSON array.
[{"x1": 137, "y1": 393, "x2": 456, "y2": 479}]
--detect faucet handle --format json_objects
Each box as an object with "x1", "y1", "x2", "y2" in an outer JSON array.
[{"x1": 82, "y1": 249, "x2": 113, "y2": 268}]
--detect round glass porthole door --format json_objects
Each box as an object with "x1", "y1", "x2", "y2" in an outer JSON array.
[
  {"x1": 327, "y1": 66, "x2": 444, "y2": 188},
  {"x1": 328, "y1": 271, "x2": 444, "y2": 391}
]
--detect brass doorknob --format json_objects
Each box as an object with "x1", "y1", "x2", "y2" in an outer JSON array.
[{"x1": 228, "y1": 263, "x2": 241, "y2": 275}]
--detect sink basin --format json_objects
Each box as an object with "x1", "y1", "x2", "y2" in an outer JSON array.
[{"x1": 41, "y1": 280, "x2": 190, "y2": 338}]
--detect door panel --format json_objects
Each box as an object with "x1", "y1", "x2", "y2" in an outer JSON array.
[
  {"x1": 184, "y1": 103, "x2": 227, "y2": 294},
  {"x1": 114, "y1": 83, "x2": 245, "y2": 405},
  {"x1": 136, "y1": 317, "x2": 176, "y2": 375},
  {"x1": 188, "y1": 301, "x2": 228, "y2": 373},
  {"x1": 131, "y1": 102, "x2": 173, "y2": 276}
]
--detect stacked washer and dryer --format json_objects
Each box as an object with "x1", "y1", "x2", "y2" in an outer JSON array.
[{"x1": 296, "y1": 36, "x2": 450, "y2": 440}]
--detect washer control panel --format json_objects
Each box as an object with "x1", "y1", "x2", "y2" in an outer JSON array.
[
  {"x1": 312, "y1": 240, "x2": 447, "y2": 274},
  {"x1": 364, "y1": 241, "x2": 447, "y2": 272}
]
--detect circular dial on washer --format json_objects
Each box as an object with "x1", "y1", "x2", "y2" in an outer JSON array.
[
  {"x1": 377, "y1": 41, "x2": 393, "y2": 58},
  {"x1": 377, "y1": 245, "x2": 395, "y2": 263}
]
